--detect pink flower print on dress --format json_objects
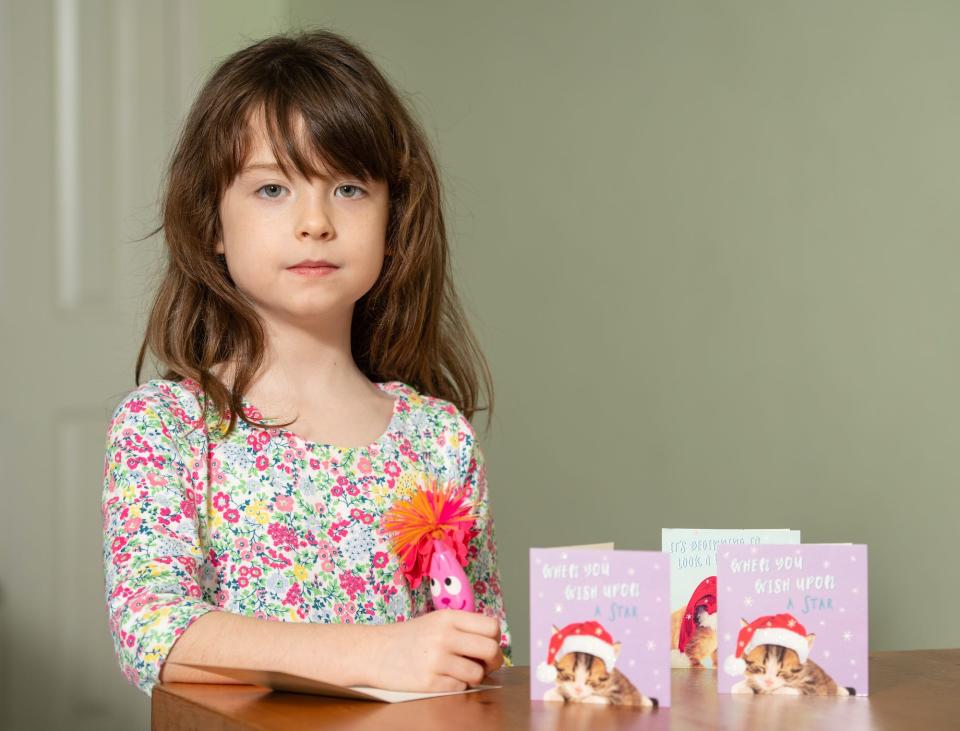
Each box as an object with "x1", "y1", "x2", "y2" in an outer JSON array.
[
  {"x1": 350, "y1": 508, "x2": 373, "y2": 525},
  {"x1": 123, "y1": 516, "x2": 142, "y2": 534},
  {"x1": 333, "y1": 601, "x2": 358, "y2": 623},
  {"x1": 129, "y1": 592, "x2": 158, "y2": 614},
  {"x1": 428, "y1": 539, "x2": 475, "y2": 612},
  {"x1": 267, "y1": 522, "x2": 299, "y2": 551},
  {"x1": 339, "y1": 571, "x2": 366, "y2": 600},
  {"x1": 275, "y1": 495, "x2": 294, "y2": 512},
  {"x1": 327, "y1": 520, "x2": 349, "y2": 542}
]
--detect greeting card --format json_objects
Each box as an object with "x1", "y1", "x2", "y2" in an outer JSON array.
[
  {"x1": 178, "y1": 663, "x2": 500, "y2": 702},
  {"x1": 530, "y1": 545, "x2": 670, "y2": 708},
  {"x1": 716, "y1": 543, "x2": 868, "y2": 696},
  {"x1": 662, "y1": 528, "x2": 800, "y2": 668}
]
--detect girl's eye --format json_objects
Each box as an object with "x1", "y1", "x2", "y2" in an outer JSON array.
[
  {"x1": 336, "y1": 184, "x2": 365, "y2": 198},
  {"x1": 256, "y1": 184, "x2": 287, "y2": 199}
]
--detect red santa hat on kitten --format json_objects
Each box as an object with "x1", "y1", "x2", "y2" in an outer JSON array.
[
  {"x1": 536, "y1": 621, "x2": 618, "y2": 683},
  {"x1": 678, "y1": 576, "x2": 717, "y2": 653},
  {"x1": 723, "y1": 612, "x2": 811, "y2": 676}
]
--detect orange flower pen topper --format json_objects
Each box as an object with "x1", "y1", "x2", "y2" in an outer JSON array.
[{"x1": 382, "y1": 475, "x2": 479, "y2": 612}]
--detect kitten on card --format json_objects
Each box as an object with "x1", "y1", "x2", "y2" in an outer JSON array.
[
  {"x1": 538, "y1": 622, "x2": 658, "y2": 707},
  {"x1": 725, "y1": 614, "x2": 855, "y2": 696}
]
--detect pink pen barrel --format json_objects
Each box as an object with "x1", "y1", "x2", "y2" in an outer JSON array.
[{"x1": 428, "y1": 538, "x2": 475, "y2": 612}]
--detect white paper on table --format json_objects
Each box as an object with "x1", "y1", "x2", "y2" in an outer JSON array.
[{"x1": 179, "y1": 663, "x2": 501, "y2": 703}]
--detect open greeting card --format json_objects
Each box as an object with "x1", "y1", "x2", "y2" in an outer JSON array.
[
  {"x1": 180, "y1": 663, "x2": 501, "y2": 703},
  {"x1": 716, "y1": 543, "x2": 868, "y2": 696},
  {"x1": 662, "y1": 529, "x2": 801, "y2": 668},
  {"x1": 530, "y1": 545, "x2": 670, "y2": 708}
]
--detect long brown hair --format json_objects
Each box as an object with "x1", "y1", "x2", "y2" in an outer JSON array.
[{"x1": 136, "y1": 28, "x2": 493, "y2": 436}]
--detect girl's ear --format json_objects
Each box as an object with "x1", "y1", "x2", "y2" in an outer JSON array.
[{"x1": 215, "y1": 240, "x2": 225, "y2": 255}]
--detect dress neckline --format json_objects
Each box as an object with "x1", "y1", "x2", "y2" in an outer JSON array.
[{"x1": 182, "y1": 377, "x2": 405, "y2": 453}]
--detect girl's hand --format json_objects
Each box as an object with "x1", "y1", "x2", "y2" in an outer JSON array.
[{"x1": 366, "y1": 610, "x2": 504, "y2": 692}]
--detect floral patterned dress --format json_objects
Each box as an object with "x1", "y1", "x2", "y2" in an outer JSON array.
[{"x1": 101, "y1": 377, "x2": 512, "y2": 696}]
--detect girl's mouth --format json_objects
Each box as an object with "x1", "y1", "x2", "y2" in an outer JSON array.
[{"x1": 288, "y1": 265, "x2": 338, "y2": 276}]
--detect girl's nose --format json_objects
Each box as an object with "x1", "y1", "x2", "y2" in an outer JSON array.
[{"x1": 298, "y1": 197, "x2": 333, "y2": 240}]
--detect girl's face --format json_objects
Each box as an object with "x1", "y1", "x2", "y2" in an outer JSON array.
[{"x1": 216, "y1": 117, "x2": 390, "y2": 329}]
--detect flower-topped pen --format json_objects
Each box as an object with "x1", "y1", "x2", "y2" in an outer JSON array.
[{"x1": 382, "y1": 475, "x2": 479, "y2": 612}]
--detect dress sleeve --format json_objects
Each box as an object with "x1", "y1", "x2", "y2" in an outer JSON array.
[
  {"x1": 456, "y1": 413, "x2": 514, "y2": 666},
  {"x1": 101, "y1": 383, "x2": 224, "y2": 696}
]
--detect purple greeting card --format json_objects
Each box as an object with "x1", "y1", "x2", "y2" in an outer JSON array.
[
  {"x1": 530, "y1": 547, "x2": 670, "y2": 708},
  {"x1": 717, "y1": 544, "x2": 868, "y2": 696}
]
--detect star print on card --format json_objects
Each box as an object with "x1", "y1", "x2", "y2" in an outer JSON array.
[
  {"x1": 530, "y1": 545, "x2": 670, "y2": 707},
  {"x1": 716, "y1": 543, "x2": 868, "y2": 696}
]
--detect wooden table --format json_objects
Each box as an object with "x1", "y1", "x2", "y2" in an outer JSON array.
[{"x1": 153, "y1": 649, "x2": 960, "y2": 730}]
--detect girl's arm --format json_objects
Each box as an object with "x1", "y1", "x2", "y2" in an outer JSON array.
[
  {"x1": 159, "y1": 609, "x2": 378, "y2": 685},
  {"x1": 102, "y1": 385, "x2": 227, "y2": 695},
  {"x1": 160, "y1": 603, "x2": 502, "y2": 691},
  {"x1": 456, "y1": 413, "x2": 513, "y2": 665}
]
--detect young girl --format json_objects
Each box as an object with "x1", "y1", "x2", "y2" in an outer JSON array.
[{"x1": 101, "y1": 28, "x2": 511, "y2": 697}]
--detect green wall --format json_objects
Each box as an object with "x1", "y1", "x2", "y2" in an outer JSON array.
[
  {"x1": 199, "y1": 0, "x2": 292, "y2": 63},
  {"x1": 281, "y1": 1, "x2": 960, "y2": 663}
]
